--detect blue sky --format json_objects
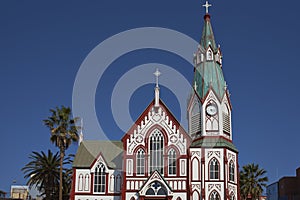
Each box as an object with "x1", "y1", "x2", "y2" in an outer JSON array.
[{"x1": 1, "y1": 0, "x2": 300, "y2": 194}]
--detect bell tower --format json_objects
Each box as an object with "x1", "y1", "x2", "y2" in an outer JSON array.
[
  {"x1": 187, "y1": 1, "x2": 232, "y2": 141},
  {"x1": 187, "y1": 2, "x2": 240, "y2": 200}
]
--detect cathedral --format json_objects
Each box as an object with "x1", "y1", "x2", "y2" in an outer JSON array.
[{"x1": 70, "y1": 2, "x2": 240, "y2": 200}]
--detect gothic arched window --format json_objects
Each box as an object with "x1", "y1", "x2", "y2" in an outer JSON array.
[
  {"x1": 136, "y1": 149, "x2": 145, "y2": 175},
  {"x1": 207, "y1": 49, "x2": 213, "y2": 61},
  {"x1": 84, "y1": 174, "x2": 89, "y2": 191},
  {"x1": 192, "y1": 158, "x2": 200, "y2": 181},
  {"x1": 209, "y1": 191, "x2": 220, "y2": 200},
  {"x1": 149, "y1": 129, "x2": 164, "y2": 174},
  {"x1": 78, "y1": 174, "x2": 83, "y2": 191},
  {"x1": 192, "y1": 190, "x2": 200, "y2": 200},
  {"x1": 168, "y1": 148, "x2": 176, "y2": 175},
  {"x1": 94, "y1": 163, "x2": 106, "y2": 193},
  {"x1": 229, "y1": 161, "x2": 235, "y2": 182},
  {"x1": 209, "y1": 158, "x2": 219, "y2": 180},
  {"x1": 191, "y1": 99, "x2": 201, "y2": 136}
]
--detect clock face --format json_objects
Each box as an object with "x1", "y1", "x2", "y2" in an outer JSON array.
[{"x1": 206, "y1": 104, "x2": 217, "y2": 116}]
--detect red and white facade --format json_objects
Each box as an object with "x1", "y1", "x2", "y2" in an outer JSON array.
[{"x1": 70, "y1": 5, "x2": 240, "y2": 200}]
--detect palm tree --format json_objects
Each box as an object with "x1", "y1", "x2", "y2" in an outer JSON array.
[
  {"x1": 240, "y1": 163, "x2": 268, "y2": 200},
  {"x1": 43, "y1": 106, "x2": 80, "y2": 200},
  {"x1": 22, "y1": 150, "x2": 60, "y2": 200}
]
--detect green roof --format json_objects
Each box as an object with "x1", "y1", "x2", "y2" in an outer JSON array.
[
  {"x1": 73, "y1": 140, "x2": 123, "y2": 169},
  {"x1": 190, "y1": 137, "x2": 238, "y2": 152},
  {"x1": 200, "y1": 15, "x2": 217, "y2": 50},
  {"x1": 194, "y1": 14, "x2": 226, "y2": 101}
]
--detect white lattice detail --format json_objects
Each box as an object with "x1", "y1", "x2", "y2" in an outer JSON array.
[{"x1": 127, "y1": 106, "x2": 187, "y2": 155}]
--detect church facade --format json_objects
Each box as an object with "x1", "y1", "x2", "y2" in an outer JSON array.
[{"x1": 70, "y1": 4, "x2": 240, "y2": 200}]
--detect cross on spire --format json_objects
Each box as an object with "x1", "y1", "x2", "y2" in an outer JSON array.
[
  {"x1": 154, "y1": 68, "x2": 161, "y2": 88},
  {"x1": 203, "y1": 1, "x2": 212, "y2": 14}
]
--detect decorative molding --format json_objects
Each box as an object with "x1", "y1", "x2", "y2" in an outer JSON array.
[
  {"x1": 207, "y1": 151, "x2": 221, "y2": 159},
  {"x1": 126, "y1": 106, "x2": 188, "y2": 155}
]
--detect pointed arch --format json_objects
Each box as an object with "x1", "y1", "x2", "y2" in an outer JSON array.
[
  {"x1": 209, "y1": 190, "x2": 220, "y2": 200},
  {"x1": 222, "y1": 103, "x2": 231, "y2": 134},
  {"x1": 207, "y1": 48, "x2": 213, "y2": 61},
  {"x1": 109, "y1": 174, "x2": 115, "y2": 192},
  {"x1": 192, "y1": 190, "x2": 201, "y2": 200},
  {"x1": 84, "y1": 174, "x2": 89, "y2": 191},
  {"x1": 116, "y1": 174, "x2": 121, "y2": 192},
  {"x1": 78, "y1": 173, "x2": 83, "y2": 191},
  {"x1": 190, "y1": 98, "x2": 201, "y2": 136},
  {"x1": 209, "y1": 158, "x2": 219, "y2": 180},
  {"x1": 94, "y1": 163, "x2": 106, "y2": 193},
  {"x1": 205, "y1": 100, "x2": 219, "y2": 132},
  {"x1": 168, "y1": 148, "x2": 176, "y2": 175},
  {"x1": 229, "y1": 160, "x2": 235, "y2": 182},
  {"x1": 149, "y1": 129, "x2": 164, "y2": 174},
  {"x1": 192, "y1": 158, "x2": 200, "y2": 181},
  {"x1": 136, "y1": 148, "x2": 145, "y2": 175}
]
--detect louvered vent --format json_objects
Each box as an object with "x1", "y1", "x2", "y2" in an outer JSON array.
[
  {"x1": 191, "y1": 113, "x2": 201, "y2": 136},
  {"x1": 223, "y1": 112, "x2": 231, "y2": 134}
]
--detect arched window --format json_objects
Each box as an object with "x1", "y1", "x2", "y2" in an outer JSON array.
[
  {"x1": 145, "y1": 181, "x2": 167, "y2": 196},
  {"x1": 136, "y1": 149, "x2": 145, "y2": 175},
  {"x1": 229, "y1": 161, "x2": 235, "y2": 182},
  {"x1": 207, "y1": 49, "x2": 213, "y2": 61},
  {"x1": 192, "y1": 158, "x2": 200, "y2": 181},
  {"x1": 190, "y1": 100, "x2": 201, "y2": 136},
  {"x1": 192, "y1": 191, "x2": 200, "y2": 200},
  {"x1": 209, "y1": 191, "x2": 220, "y2": 200},
  {"x1": 149, "y1": 129, "x2": 164, "y2": 174},
  {"x1": 222, "y1": 104, "x2": 231, "y2": 135},
  {"x1": 78, "y1": 174, "x2": 83, "y2": 191},
  {"x1": 94, "y1": 163, "x2": 106, "y2": 193},
  {"x1": 168, "y1": 148, "x2": 176, "y2": 175},
  {"x1": 116, "y1": 174, "x2": 121, "y2": 192},
  {"x1": 206, "y1": 101, "x2": 219, "y2": 132},
  {"x1": 209, "y1": 158, "x2": 219, "y2": 180},
  {"x1": 84, "y1": 174, "x2": 89, "y2": 191}
]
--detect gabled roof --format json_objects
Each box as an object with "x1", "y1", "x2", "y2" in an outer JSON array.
[
  {"x1": 73, "y1": 140, "x2": 123, "y2": 169},
  {"x1": 122, "y1": 98, "x2": 191, "y2": 145}
]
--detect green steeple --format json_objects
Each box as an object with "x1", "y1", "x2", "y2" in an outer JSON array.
[
  {"x1": 193, "y1": 13, "x2": 227, "y2": 101},
  {"x1": 200, "y1": 14, "x2": 217, "y2": 50}
]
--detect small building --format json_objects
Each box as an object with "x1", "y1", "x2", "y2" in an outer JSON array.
[
  {"x1": 267, "y1": 167, "x2": 300, "y2": 200},
  {"x1": 10, "y1": 185, "x2": 29, "y2": 200}
]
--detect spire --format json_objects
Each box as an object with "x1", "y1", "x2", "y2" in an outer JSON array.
[
  {"x1": 153, "y1": 69, "x2": 161, "y2": 108},
  {"x1": 192, "y1": 1, "x2": 227, "y2": 101},
  {"x1": 200, "y1": 1, "x2": 217, "y2": 50}
]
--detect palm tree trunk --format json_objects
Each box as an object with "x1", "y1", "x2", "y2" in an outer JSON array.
[{"x1": 59, "y1": 146, "x2": 64, "y2": 200}]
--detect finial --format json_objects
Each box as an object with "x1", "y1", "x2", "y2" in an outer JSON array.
[
  {"x1": 154, "y1": 68, "x2": 161, "y2": 88},
  {"x1": 203, "y1": 1, "x2": 212, "y2": 14},
  {"x1": 154, "y1": 68, "x2": 161, "y2": 108}
]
